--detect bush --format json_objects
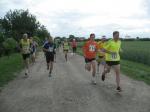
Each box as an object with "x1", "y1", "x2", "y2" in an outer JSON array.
[{"x1": 2, "y1": 38, "x2": 18, "y2": 56}]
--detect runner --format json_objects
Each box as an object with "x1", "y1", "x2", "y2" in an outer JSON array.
[
  {"x1": 101, "y1": 31, "x2": 122, "y2": 92},
  {"x1": 83, "y1": 33, "x2": 98, "y2": 85},
  {"x1": 63, "y1": 39, "x2": 70, "y2": 62},
  {"x1": 43, "y1": 37, "x2": 56, "y2": 77},
  {"x1": 20, "y1": 33, "x2": 31, "y2": 77},
  {"x1": 30, "y1": 37, "x2": 38, "y2": 64},
  {"x1": 54, "y1": 39, "x2": 60, "y2": 52},
  {"x1": 96, "y1": 36, "x2": 106, "y2": 74},
  {"x1": 71, "y1": 39, "x2": 77, "y2": 55},
  {"x1": 58, "y1": 39, "x2": 61, "y2": 48}
]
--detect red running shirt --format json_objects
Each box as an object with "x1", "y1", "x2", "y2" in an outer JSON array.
[{"x1": 83, "y1": 40, "x2": 98, "y2": 59}]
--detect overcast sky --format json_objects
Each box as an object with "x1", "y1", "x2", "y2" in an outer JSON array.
[{"x1": 0, "y1": 0, "x2": 150, "y2": 38}]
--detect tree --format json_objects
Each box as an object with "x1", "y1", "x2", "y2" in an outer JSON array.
[
  {"x1": 136, "y1": 37, "x2": 140, "y2": 40},
  {"x1": 36, "y1": 25, "x2": 50, "y2": 41},
  {"x1": 0, "y1": 9, "x2": 51, "y2": 56},
  {"x1": 69, "y1": 35, "x2": 75, "y2": 41},
  {"x1": 0, "y1": 19, "x2": 5, "y2": 43},
  {"x1": 1, "y1": 9, "x2": 40, "y2": 41},
  {"x1": 55, "y1": 36, "x2": 61, "y2": 40},
  {"x1": 62, "y1": 37, "x2": 67, "y2": 41}
]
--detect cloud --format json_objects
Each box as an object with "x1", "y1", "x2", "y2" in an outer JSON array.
[{"x1": 0, "y1": 0, "x2": 150, "y2": 37}]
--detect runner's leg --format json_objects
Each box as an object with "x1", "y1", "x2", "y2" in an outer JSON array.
[
  {"x1": 97, "y1": 62, "x2": 100, "y2": 73},
  {"x1": 49, "y1": 54, "x2": 54, "y2": 77},
  {"x1": 113, "y1": 64, "x2": 121, "y2": 91},
  {"x1": 91, "y1": 60, "x2": 97, "y2": 84},
  {"x1": 24, "y1": 56, "x2": 30, "y2": 75},
  {"x1": 91, "y1": 60, "x2": 96, "y2": 77},
  {"x1": 49, "y1": 61, "x2": 53, "y2": 77},
  {"x1": 102, "y1": 64, "x2": 111, "y2": 81},
  {"x1": 65, "y1": 51, "x2": 68, "y2": 61},
  {"x1": 54, "y1": 53, "x2": 56, "y2": 62},
  {"x1": 33, "y1": 52, "x2": 36, "y2": 63},
  {"x1": 85, "y1": 62, "x2": 91, "y2": 71},
  {"x1": 46, "y1": 55, "x2": 50, "y2": 70}
]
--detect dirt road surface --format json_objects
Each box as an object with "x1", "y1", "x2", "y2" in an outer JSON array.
[{"x1": 0, "y1": 51, "x2": 150, "y2": 112}]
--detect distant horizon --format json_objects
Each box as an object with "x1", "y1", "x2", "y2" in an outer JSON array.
[
  {"x1": 54, "y1": 35, "x2": 150, "y2": 39},
  {"x1": 53, "y1": 34, "x2": 150, "y2": 39}
]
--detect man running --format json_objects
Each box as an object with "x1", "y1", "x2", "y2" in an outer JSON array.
[
  {"x1": 63, "y1": 39, "x2": 70, "y2": 62},
  {"x1": 101, "y1": 31, "x2": 122, "y2": 92},
  {"x1": 71, "y1": 39, "x2": 77, "y2": 55},
  {"x1": 43, "y1": 37, "x2": 56, "y2": 77},
  {"x1": 83, "y1": 33, "x2": 98, "y2": 85},
  {"x1": 20, "y1": 33, "x2": 31, "y2": 77},
  {"x1": 96, "y1": 36, "x2": 106, "y2": 74}
]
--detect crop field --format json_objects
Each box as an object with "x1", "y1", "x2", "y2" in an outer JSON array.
[{"x1": 121, "y1": 41, "x2": 150, "y2": 66}]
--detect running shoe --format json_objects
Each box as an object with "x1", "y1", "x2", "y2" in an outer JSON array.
[
  {"x1": 91, "y1": 77, "x2": 97, "y2": 85},
  {"x1": 117, "y1": 86, "x2": 122, "y2": 92},
  {"x1": 49, "y1": 71, "x2": 52, "y2": 77},
  {"x1": 101, "y1": 73, "x2": 105, "y2": 81}
]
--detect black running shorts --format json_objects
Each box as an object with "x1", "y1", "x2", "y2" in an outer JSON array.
[
  {"x1": 72, "y1": 47, "x2": 77, "y2": 53},
  {"x1": 85, "y1": 58, "x2": 96, "y2": 63},
  {"x1": 46, "y1": 53, "x2": 54, "y2": 63},
  {"x1": 106, "y1": 61, "x2": 120, "y2": 66},
  {"x1": 22, "y1": 54, "x2": 30, "y2": 60}
]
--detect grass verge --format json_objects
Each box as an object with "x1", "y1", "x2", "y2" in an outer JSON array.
[
  {"x1": 121, "y1": 60, "x2": 150, "y2": 85},
  {"x1": 0, "y1": 53, "x2": 24, "y2": 87}
]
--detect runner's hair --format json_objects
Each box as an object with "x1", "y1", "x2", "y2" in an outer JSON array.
[{"x1": 113, "y1": 31, "x2": 119, "y2": 36}]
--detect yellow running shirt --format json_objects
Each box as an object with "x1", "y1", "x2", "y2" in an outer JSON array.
[
  {"x1": 103, "y1": 39, "x2": 121, "y2": 61},
  {"x1": 63, "y1": 42, "x2": 69, "y2": 50},
  {"x1": 20, "y1": 39, "x2": 30, "y2": 54},
  {"x1": 97, "y1": 41, "x2": 105, "y2": 57}
]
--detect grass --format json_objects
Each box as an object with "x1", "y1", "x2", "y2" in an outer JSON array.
[
  {"x1": 121, "y1": 41, "x2": 150, "y2": 66},
  {"x1": 121, "y1": 60, "x2": 150, "y2": 85},
  {"x1": 77, "y1": 41, "x2": 150, "y2": 85},
  {"x1": 0, "y1": 53, "x2": 24, "y2": 87}
]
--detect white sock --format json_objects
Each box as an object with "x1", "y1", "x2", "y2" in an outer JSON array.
[{"x1": 93, "y1": 76, "x2": 96, "y2": 81}]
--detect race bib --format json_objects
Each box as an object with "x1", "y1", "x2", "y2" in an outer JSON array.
[
  {"x1": 111, "y1": 53, "x2": 117, "y2": 60},
  {"x1": 89, "y1": 45, "x2": 96, "y2": 52},
  {"x1": 23, "y1": 46, "x2": 29, "y2": 54},
  {"x1": 48, "y1": 47, "x2": 53, "y2": 52}
]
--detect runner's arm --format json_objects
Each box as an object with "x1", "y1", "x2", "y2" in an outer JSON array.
[
  {"x1": 101, "y1": 48, "x2": 116, "y2": 55},
  {"x1": 43, "y1": 44, "x2": 49, "y2": 52},
  {"x1": 43, "y1": 48, "x2": 48, "y2": 52},
  {"x1": 19, "y1": 41, "x2": 23, "y2": 53},
  {"x1": 100, "y1": 41, "x2": 115, "y2": 54},
  {"x1": 54, "y1": 43, "x2": 56, "y2": 51}
]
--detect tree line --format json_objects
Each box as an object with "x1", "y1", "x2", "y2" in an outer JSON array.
[{"x1": 0, "y1": 9, "x2": 51, "y2": 57}]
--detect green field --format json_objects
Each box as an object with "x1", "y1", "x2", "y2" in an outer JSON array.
[
  {"x1": 0, "y1": 54, "x2": 24, "y2": 88},
  {"x1": 121, "y1": 41, "x2": 150, "y2": 66},
  {"x1": 77, "y1": 41, "x2": 150, "y2": 85}
]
